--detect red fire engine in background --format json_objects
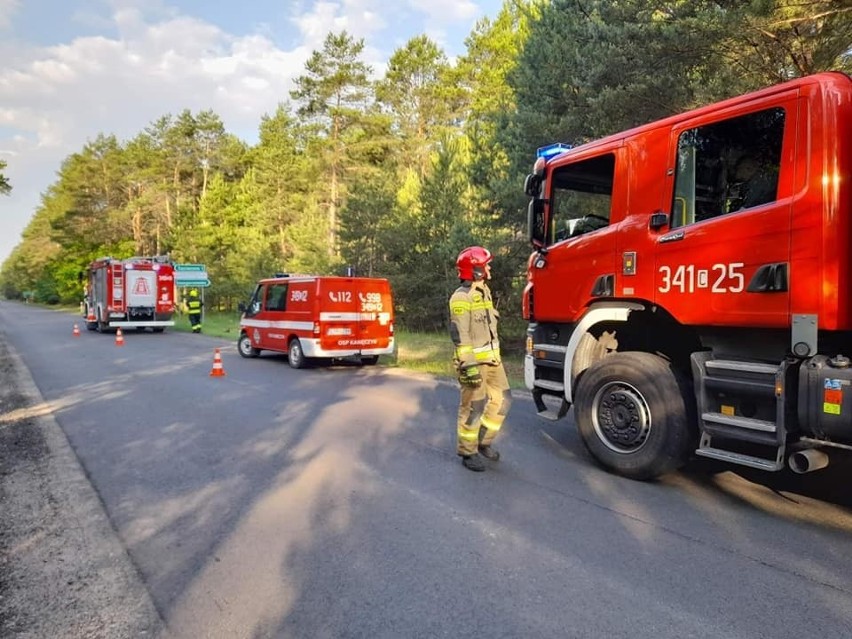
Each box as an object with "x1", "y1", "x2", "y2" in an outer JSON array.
[
  {"x1": 522, "y1": 72, "x2": 851, "y2": 479},
  {"x1": 83, "y1": 256, "x2": 176, "y2": 332}
]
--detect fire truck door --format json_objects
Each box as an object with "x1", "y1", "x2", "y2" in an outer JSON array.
[
  {"x1": 654, "y1": 97, "x2": 796, "y2": 328},
  {"x1": 535, "y1": 149, "x2": 622, "y2": 322}
]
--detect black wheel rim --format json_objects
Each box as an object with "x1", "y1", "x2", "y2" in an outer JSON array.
[{"x1": 591, "y1": 381, "x2": 652, "y2": 453}]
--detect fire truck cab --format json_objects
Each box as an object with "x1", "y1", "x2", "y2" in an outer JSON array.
[
  {"x1": 238, "y1": 275, "x2": 395, "y2": 368},
  {"x1": 522, "y1": 72, "x2": 852, "y2": 479},
  {"x1": 84, "y1": 256, "x2": 176, "y2": 332}
]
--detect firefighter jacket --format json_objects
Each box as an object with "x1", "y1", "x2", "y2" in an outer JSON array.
[
  {"x1": 449, "y1": 280, "x2": 501, "y2": 369},
  {"x1": 187, "y1": 298, "x2": 202, "y2": 316}
]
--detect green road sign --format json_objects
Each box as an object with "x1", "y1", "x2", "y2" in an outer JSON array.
[
  {"x1": 176, "y1": 278, "x2": 211, "y2": 288},
  {"x1": 174, "y1": 263, "x2": 206, "y2": 272}
]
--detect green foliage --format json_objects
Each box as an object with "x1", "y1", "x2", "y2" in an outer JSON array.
[{"x1": 0, "y1": 159, "x2": 11, "y2": 195}]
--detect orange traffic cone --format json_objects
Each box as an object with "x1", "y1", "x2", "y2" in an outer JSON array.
[
  {"x1": 115, "y1": 328, "x2": 125, "y2": 346},
  {"x1": 209, "y1": 348, "x2": 226, "y2": 377},
  {"x1": 72, "y1": 324, "x2": 80, "y2": 337}
]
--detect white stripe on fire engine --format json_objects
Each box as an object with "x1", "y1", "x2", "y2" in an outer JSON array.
[{"x1": 319, "y1": 312, "x2": 384, "y2": 321}]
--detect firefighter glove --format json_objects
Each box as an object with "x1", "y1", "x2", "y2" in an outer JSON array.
[{"x1": 459, "y1": 366, "x2": 483, "y2": 389}]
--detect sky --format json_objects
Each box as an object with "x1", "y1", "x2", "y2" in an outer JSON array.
[{"x1": 0, "y1": 0, "x2": 503, "y2": 265}]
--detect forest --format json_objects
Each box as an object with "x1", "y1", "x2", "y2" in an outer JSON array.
[{"x1": 1, "y1": 0, "x2": 849, "y2": 332}]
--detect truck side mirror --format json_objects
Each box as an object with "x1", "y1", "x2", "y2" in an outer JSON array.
[
  {"x1": 528, "y1": 199, "x2": 546, "y2": 247},
  {"x1": 524, "y1": 174, "x2": 542, "y2": 197},
  {"x1": 237, "y1": 302, "x2": 246, "y2": 313}
]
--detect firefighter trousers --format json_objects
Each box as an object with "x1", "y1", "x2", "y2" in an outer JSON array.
[{"x1": 457, "y1": 363, "x2": 512, "y2": 456}]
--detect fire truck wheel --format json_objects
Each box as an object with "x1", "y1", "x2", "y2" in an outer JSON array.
[
  {"x1": 574, "y1": 351, "x2": 695, "y2": 480},
  {"x1": 238, "y1": 333, "x2": 260, "y2": 358},
  {"x1": 288, "y1": 338, "x2": 307, "y2": 369}
]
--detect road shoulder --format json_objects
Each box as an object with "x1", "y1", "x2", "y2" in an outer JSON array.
[{"x1": 0, "y1": 333, "x2": 166, "y2": 638}]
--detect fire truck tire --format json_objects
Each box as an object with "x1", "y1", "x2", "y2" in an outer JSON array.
[
  {"x1": 238, "y1": 333, "x2": 260, "y2": 358},
  {"x1": 288, "y1": 338, "x2": 307, "y2": 369},
  {"x1": 574, "y1": 351, "x2": 694, "y2": 480}
]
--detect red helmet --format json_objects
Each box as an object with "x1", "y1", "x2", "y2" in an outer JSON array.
[{"x1": 456, "y1": 246, "x2": 493, "y2": 281}]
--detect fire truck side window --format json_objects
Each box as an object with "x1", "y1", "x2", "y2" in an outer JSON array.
[
  {"x1": 549, "y1": 153, "x2": 615, "y2": 244},
  {"x1": 267, "y1": 284, "x2": 288, "y2": 312},
  {"x1": 671, "y1": 107, "x2": 785, "y2": 228}
]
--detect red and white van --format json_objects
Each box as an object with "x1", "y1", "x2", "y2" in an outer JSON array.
[{"x1": 237, "y1": 275, "x2": 395, "y2": 368}]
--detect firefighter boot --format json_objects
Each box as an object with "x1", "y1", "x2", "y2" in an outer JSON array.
[
  {"x1": 478, "y1": 445, "x2": 501, "y2": 461},
  {"x1": 478, "y1": 425, "x2": 501, "y2": 461},
  {"x1": 461, "y1": 454, "x2": 486, "y2": 472}
]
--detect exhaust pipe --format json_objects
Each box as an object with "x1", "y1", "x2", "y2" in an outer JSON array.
[{"x1": 788, "y1": 448, "x2": 829, "y2": 474}]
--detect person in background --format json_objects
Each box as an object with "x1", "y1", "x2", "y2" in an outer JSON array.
[
  {"x1": 448, "y1": 246, "x2": 512, "y2": 472},
  {"x1": 186, "y1": 289, "x2": 203, "y2": 333},
  {"x1": 729, "y1": 154, "x2": 778, "y2": 211}
]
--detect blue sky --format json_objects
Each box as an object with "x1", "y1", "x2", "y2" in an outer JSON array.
[{"x1": 0, "y1": 0, "x2": 504, "y2": 264}]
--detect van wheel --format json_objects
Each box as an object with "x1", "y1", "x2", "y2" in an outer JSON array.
[
  {"x1": 238, "y1": 333, "x2": 260, "y2": 358},
  {"x1": 288, "y1": 338, "x2": 307, "y2": 369},
  {"x1": 152, "y1": 328, "x2": 165, "y2": 333},
  {"x1": 574, "y1": 351, "x2": 694, "y2": 480},
  {"x1": 361, "y1": 355, "x2": 379, "y2": 366}
]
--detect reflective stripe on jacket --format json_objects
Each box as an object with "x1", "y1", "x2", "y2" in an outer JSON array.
[
  {"x1": 449, "y1": 280, "x2": 500, "y2": 367},
  {"x1": 187, "y1": 300, "x2": 202, "y2": 315}
]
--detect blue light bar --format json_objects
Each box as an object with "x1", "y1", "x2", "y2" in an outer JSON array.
[{"x1": 536, "y1": 143, "x2": 572, "y2": 159}]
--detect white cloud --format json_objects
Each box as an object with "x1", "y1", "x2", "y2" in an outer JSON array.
[
  {"x1": 0, "y1": 0, "x2": 21, "y2": 30},
  {"x1": 291, "y1": 0, "x2": 388, "y2": 52},
  {"x1": 408, "y1": 0, "x2": 479, "y2": 23}
]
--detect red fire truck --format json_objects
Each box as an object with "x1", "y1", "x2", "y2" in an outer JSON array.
[
  {"x1": 238, "y1": 274, "x2": 395, "y2": 368},
  {"x1": 83, "y1": 256, "x2": 176, "y2": 332},
  {"x1": 522, "y1": 72, "x2": 851, "y2": 479}
]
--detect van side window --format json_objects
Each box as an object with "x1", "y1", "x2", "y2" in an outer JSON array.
[
  {"x1": 267, "y1": 284, "x2": 288, "y2": 311},
  {"x1": 672, "y1": 107, "x2": 785, "y2": 228},
  {"x1": 549, "y1": 153, "x2": 615, "y2": 243}
]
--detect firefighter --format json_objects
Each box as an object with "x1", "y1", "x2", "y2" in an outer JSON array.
[
  {"x1": 449, "y1": 246, "x2": 512, "y2": 472},
  {"x1": 186, "y1": 289, "x2": 203, "y2": 333}
]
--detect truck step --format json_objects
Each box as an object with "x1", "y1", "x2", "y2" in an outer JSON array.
[
  {"x1": 532, "y1": 387, "x2": 571, "y2": 421},
  {"x1": 695, "y1": 447, "x2": 784, "y2": 471},
  {"x1": 701, "y1": 412, "x2": 776, "y2": 433},
  {"x1": 536, "y1": 403, "x2": 571, "y2": 421}
]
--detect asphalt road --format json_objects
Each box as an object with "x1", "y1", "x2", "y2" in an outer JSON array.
[{"x1": 2, "y1": 299, "x2": 852, "y2": 638}]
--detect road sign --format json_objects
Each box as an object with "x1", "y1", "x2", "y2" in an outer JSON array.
[
  {"x1": 175, "y1": 278, "x2": 211, "y2": 288},
  {"x1": 173, "y1": 263, "x2": 210, "y2": 287}
]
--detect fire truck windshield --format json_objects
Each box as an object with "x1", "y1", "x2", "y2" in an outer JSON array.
[{"x1": 549, "y1": 153, "x2": 615, "y2": 243}]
